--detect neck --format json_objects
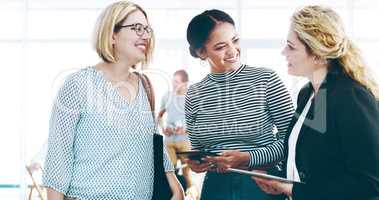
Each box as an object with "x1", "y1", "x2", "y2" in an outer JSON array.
[
  {"x1": 210, "y1": 62, "x2": 240, "y2": 73},
  {"x1": 307, "y1": 66, "x2": 328, "y2": 94}
]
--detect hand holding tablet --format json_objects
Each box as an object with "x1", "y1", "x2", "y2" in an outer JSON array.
[
  {"x1": 177, "y1": 150, "x2": 220, "y2": 162},
  {"x1": 228, "y1": 168, "x2": 305, "y2": 184}
]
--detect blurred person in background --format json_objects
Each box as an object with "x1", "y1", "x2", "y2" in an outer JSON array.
[{"x1": 158, "y1": 69, "x2": 199, "y2": 199}]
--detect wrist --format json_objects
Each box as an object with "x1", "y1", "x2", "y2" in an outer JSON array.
[{"x1": 241, "y1": 152, "x2": 251, "y2": 167}]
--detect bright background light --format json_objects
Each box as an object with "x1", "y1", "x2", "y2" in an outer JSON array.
[{"x1": 0, "y1": 0, "x2": 378, "y2": 199}]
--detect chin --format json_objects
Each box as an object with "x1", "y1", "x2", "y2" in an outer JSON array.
[
  {"x1": 227, "y1": 62, "x2": 241, "y2": 68},
  {"x1": 287, "y1": 68, "x2": 300, "y2": 77}
]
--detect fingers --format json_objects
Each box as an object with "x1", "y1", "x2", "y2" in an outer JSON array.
[
  {"x1": 220, "y1": 150, "x2": 238, "y2": 157},
  {"x1": 254, "y1": 179, "x2": 276, "y2": 194},
  {"x1": 252, "y1": 177, "x2": 284, "y2": 195},
  {"x1": 185, "y1": 159, "x2": 214, "y2": 173}
]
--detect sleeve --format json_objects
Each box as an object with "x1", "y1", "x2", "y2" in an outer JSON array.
[
  {"x1": 292, "y1": 86, "x2": 379, "y2": 200},
  {"x1": 42, "y1": 74, "x2": 82, "y2": 194},
  {"x1": 163, "y1": 143, "x2": 175, "y2": 172},
  {"x1": 249, "y1": 71, "x2": 295, "y2": 168},
  {"x1": 184, "y1": 85, "x2": 203, "y2": 150}
]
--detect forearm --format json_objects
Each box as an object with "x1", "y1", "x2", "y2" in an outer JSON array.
[
  {"x1": 46, "y1": 188, "x2": 64, "y2": 200},
  {"x1": 166, "y1": 172, "x2": 184, "y2": 199},
  {"x1": 157, "y1": 109, "x2": 166, "y2": 129},
  {"x1": 249, "y1": 140, "x2": 284, "y2": 168},
  {"x1": 157, "y1": 116, "x2": 164, "y2": 129},
  {"x1": 183, "y1": 167, "x2": 194, "y2": 187}
]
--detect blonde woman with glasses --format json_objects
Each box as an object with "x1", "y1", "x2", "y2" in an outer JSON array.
[
  {"x1": 253, "y1": 5, "x2": 379, "y2": 200},
  {"x1": 42, "y1": 1, "x2": 184, "y2": 200}
]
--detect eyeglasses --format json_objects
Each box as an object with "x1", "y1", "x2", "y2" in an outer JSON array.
[{"x1": 115, "y1": 23, "x2": 153, "y2": 37}]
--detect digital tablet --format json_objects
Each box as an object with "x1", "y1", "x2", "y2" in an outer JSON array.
[
  {"x1": 228, "y1": 168, "x2": 305, "y2": 184},
  {"x1": 177, "y1": 150, "x2": 220, "y2": 162}
]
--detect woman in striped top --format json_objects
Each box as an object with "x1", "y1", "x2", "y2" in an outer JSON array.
[{"x1": 184, "y1": 9, "x2": 294, "y2": 200}]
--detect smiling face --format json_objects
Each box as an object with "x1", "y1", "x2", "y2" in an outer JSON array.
[
  {"x1": 112, "y1": 10, "x2": 151, "y2": 65},
  {"x1": 199, "y1": 22, "x2": 241, "y2": 72},
  {"x1": 282, "y1": 25, "x2": 318, "y2": 78}
]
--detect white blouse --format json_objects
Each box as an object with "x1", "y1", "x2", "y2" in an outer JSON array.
[{"x1": 286, "y1": 93, "x2": 314, "y2": 183}]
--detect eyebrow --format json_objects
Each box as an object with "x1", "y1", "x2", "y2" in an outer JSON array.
[{"x1": 213, "y1": 35, "x2": 239, "y2": 47}]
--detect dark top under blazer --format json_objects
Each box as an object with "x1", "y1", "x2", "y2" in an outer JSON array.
[{"x1": 282, "y1": 67, "x2": 379, "y2": 200}]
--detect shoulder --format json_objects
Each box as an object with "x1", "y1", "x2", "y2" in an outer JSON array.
[
  {"x1": 58, "y1": 67, "x2": 95, "y2": 99},
  {"x1": 64, "y1": 67, "x2": 94, "y2": 86},
  {"x1": 242, "y1": 65, "x2": 275, "y2": 78},
  {"x1": 334, "y1": 76, "x2": 377, "y2": 109},
  {"x1": 187, "y1": 82, "x2": 202, "y2": 98},
  {"x1": 242, "y1": 65, "x2": 285, "y2": 88}
]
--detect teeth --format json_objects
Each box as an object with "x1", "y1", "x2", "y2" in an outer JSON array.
[{"x1": 225, "y1": 58, "x2": 237, "y2": 62}]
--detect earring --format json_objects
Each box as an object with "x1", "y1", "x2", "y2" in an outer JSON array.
[{"x1": 200, "y1": 59, "x2": 208, "y2": 67}]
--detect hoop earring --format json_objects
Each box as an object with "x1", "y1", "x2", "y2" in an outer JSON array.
[{"x1": 200, "y1": 59, "x2": 208, "y2": 67}]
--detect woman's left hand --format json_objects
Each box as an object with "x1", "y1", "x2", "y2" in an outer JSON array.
[
  {"x1": 252, "y1": 176, "x2": 293, "y2": 196},
  {"x1": 204, "y1": 150, "x2": 250, "y2": 173}
]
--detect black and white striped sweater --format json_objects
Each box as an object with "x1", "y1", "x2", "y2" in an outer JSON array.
[{"x1": 185, "y1": 64, "x2": 294, "y2": 168}]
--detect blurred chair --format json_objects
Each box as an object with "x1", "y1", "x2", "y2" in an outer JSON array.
[{"x1": 26, "y1": 163, "x2": 45, "y2": 200}]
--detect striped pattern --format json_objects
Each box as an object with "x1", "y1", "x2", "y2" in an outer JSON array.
[{"x1": 185, "y1": 65, "x2": 294, "y2": 167}]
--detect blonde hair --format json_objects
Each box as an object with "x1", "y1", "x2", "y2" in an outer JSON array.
[
  {"x1": 93, "y1": 1, "x2": 155, "y2": 68},
  {"x1": 292, "y1": 5, "x2": 379, "y2": 100}
]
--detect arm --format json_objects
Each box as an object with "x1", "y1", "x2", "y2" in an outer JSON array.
[
  {"x1": 161, "y1": 135, "x2": 184, "y2": 199},
  {"x1": 158, "y1": 92, "x2": 168, "y2": 129},
  {"x1": 157, "y1": 108, "x2": 166, "y2": 129},
  {"x1": 184, "y1": 86, "x2": 203, "y2": 150},
  {"x1": 248, "y1": 71, "x2": 294, "y2": 168},
  {"x1": 184, "y1": 86, "x2": 213, "y2": 172},
  {"x1": 42, "y1": 74, "x2": 82, "y2": 197},
  {"x1": 166, "y1": 172, "x2": 185, "y2": 200},
  {"x1": 158, "y1": 93, "x2": 174, "y2": 136},
  {"x1": 47, "y1": 188, "x2": 64, "y2": 200},
  {"x1": 292, "y1": 86, "x2": 379, "y2": 200}
]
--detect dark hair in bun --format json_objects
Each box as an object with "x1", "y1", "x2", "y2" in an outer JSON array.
[{"x1": 186, "y1": 9, "x2": 235, "y2": 58}]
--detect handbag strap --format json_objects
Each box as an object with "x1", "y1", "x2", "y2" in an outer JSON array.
[
  {"x1": 134, "y1": 72, "x2": 155, "y2": 120},
  {"x1": 134, "y1": 73, "x2": 172, "y2": 200}
]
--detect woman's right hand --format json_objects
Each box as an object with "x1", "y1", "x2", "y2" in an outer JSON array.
[{"x1": 183, "y1": 158, "x2": 213, "y2": 173}]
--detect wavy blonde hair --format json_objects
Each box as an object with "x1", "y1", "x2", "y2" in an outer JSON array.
[
  {"x1": 93, "y1": 1, "x2": 155, "y2": 69},
  {"x1": 291, "y1": 5, "x2": 379, "y2": 100}
]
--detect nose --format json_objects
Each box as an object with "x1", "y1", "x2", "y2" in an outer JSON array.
[
  {"x1": 226, "y1": 45, "x2": 238, "y2": 57},
  {"x1": 140, "y1": 30, "x2": 151, "y2": 40},
  {"x1": 281, "y1": 46, "x2": 287, "y2": 56}
]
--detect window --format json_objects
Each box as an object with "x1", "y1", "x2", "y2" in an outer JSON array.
[{"x1": 1, "y1": 1, "x2": 378, "y2": 199}]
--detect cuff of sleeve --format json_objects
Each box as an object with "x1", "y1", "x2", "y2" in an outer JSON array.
[
  {"x1": 164, "y1": 168, "x2": 175, "y2": 172},
  {"x1": 249, "y1": 150, "x2": 264, "y2": 168},
  {"x1": 248, "y1": 151, "x2": 255, "y2": 168}
]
